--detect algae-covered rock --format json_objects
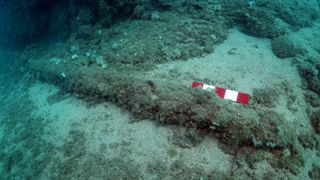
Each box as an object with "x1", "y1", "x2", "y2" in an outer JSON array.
[
  {"x1": 222, "y1": 0, "x2": 284, "y2": 38},
  {"x1": 171, "y1": 128, "x2": 205, "y2": 148},
  {"x1": 236, "y1": 8, "x2": 285, "y2": 38},
  {"x1": 26, "y1": 53, "x2": 298, "y2": 153},
  {"x1": 298, "y1": 61, "x2": 320, "y2": 95},
  {"x1": 271, "y1": 36, "x2": 305, "y2": 59},
  {"x1": 252, "y1": 87, "x2": 279, "y2": 108},
  {"x1": 311, "y1": 111, "x2": 320, "y2": 134},
  {"x1": 272, "y1": 0, "x2": 319, "y2": 28},
  {"x1": 99, "y1": 13, "x2": 227, "y2": 67},
  {"x1": 305, "y1": 91, "x2": 320, "y2": 107},
  {"x1": 221, "y1": 0, "x2": 319, "y2": 39},
  {"x1": 309, "y1": 163, "x2": 320, "y2": 180}
]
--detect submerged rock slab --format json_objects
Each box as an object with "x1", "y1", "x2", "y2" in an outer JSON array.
[{"x1": 27, "y1": 48, "x2": 297, "y2": 152}]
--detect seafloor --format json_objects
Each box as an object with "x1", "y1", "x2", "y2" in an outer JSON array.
[{"x1": 0, "y1": 0, "x2": 320, "y2": 179}]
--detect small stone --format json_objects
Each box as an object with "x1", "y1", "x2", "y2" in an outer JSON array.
[
  {"x1": 151, "y1": 11, "x2": 161, "y2": 21},
  {"x1": 71, "y1": 54, "x2": 78, "y2": 59},
  {"x1": 61, "y1": 72, "x2": 66, "y2": 78},
  {"x1": 282, "y1": 148, "x2": 291, "y2": 158},
  {"x1": 70, "y1": 45, "x2": 78, "y2": 52},
  {"x1": 101, "y1": 64, "x2": 107, "y2": 69},
  {"x1": 50, "y1": 57, "x2": 62, "y2": 64}
]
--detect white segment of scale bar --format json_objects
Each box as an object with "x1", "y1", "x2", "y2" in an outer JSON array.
[
  {"x1": 224, "y1": 89, "x2": 239, "y2": 101},
  {"x1": 202, "y1": 84, "x2": 216, "y2": 91}
]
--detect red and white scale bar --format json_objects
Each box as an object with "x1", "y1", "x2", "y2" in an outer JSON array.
[{"x1": 192, "y1": 82, "x2": 250, "y2": 105}]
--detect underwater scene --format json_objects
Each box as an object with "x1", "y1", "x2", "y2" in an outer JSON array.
[{"x1": 0, "y1": 0, "x2": 320, "y2": 179}]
